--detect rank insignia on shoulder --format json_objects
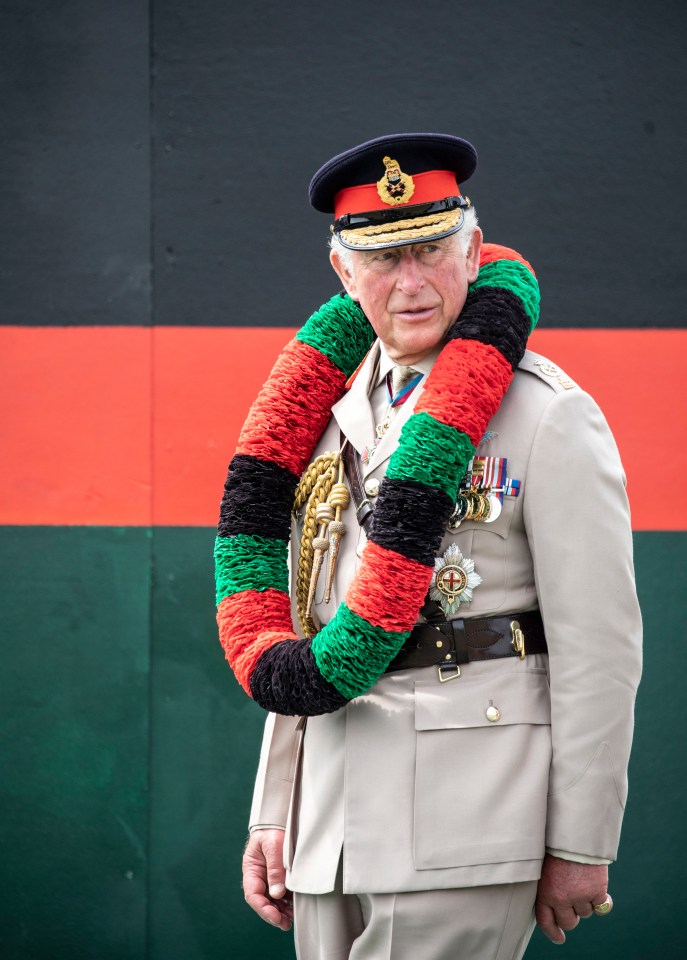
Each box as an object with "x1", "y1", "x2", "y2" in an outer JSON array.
[
  {"x1": 533, "y1": 358, "x2": 575, "y2": 390},
  {"x1": 430, "y1": 544, "x2": 481, "y2": 616}
]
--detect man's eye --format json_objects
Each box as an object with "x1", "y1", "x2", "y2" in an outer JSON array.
[{"x1": 376, "y1": 251, "x2": 396, "y2": 262}]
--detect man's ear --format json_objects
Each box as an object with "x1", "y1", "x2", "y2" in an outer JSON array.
[
  {"x1": 330, "y1": 249, "x2": 359, "y2": 302},
  {"x1": 466, "y1": 226, "x2": 483, "y2": 284}
]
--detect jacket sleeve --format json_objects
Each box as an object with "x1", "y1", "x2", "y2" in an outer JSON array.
[
  {"x1": 523, "y1": 386, "x2": 642, "y2": 861},
  {"x1": 249, "y1": 712, "x2": 303, "y2": 830}
]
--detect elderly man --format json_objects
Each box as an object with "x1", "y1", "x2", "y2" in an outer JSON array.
[{"x1": 215, "y1": 133, "x2": 642, "y2": 960}]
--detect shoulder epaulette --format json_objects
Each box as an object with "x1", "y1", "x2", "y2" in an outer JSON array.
[{"x1": 518, "y1": 350, "x2": 578, "y2": 392}]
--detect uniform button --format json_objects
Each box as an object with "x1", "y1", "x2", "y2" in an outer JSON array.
[
  {"x1": 364, "y1": 478, "x2": 380, "y2": 497},
  {"x1": 486, "y1": 705, "x2": 500, "y2": 722}
]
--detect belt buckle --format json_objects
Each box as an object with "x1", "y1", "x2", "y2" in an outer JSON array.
[
  {"x1": 437, "y1": 660, "x2": 461, "y2": 682},
  {"x1": 510, "y1": 620, "x2": 526, "y2": 660}
]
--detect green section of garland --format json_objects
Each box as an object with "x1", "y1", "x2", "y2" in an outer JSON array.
[
  {"x1": 296, "y1": 293, "x2": 375, "y2": 376},
  {"x1": 214, "y1": 534, "x2": 289, "y2": 605},
  {"x1": 386, "y1": 412, "x2": 475, "y2": 501},
  {"x1": 312, "y1": 603, "x2": 409, "y2": 700},
  {"x1": 470, "y1": 260, "x2": 540, "y2": 331}
]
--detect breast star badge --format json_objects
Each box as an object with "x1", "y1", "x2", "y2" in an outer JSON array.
[{"x1": 429, "y1": 544, "x2": 482, "y2": 617}]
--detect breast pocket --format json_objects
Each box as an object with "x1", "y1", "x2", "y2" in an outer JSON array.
[
  {"x1": 443, "y1": 497, "x2": 518, "y2": 612},
  {"x1": 413, "y1": 671, "x2": 551, "y2": 870}
]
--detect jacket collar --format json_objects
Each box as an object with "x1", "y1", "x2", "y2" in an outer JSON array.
[
  {"x1": 331, "y1": 343, "x2": 378, "y2": 456},
  {"x1": 332, "y1": 339, "x2": 439, "y2": 477}
]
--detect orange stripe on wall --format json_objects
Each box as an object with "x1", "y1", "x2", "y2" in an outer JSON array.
[
  {"x1": 152, "y1": 327, "x2": 293, "y2": 526},
  {"x1": 1, "y1": 327, "x2": 153, "y2": 525},
  {"x1": 1, "y1": 327, "x2": 685, "y2": 529}
]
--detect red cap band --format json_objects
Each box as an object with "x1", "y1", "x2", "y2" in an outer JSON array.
[{"x1": 334, "y1": 169, "x2": 460, "y2": 220}]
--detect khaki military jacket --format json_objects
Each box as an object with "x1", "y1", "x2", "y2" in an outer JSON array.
[{"x1": 249, "y1": 347, "x2": 642, "y2": 895}]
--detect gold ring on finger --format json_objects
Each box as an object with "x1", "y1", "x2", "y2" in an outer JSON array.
[{"x1": 593, "y1": 896, "x2": 613, "y2": 916}]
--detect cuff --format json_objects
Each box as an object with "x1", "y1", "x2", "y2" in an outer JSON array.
[{"x1": 546, "y1": 847, "x2": 612, "y2": 866}]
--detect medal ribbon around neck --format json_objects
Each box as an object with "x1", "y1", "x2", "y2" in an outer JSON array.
[
  {"x1": 214, "y1": 243, "x2": 540, "y2": 716},
  {"x1": 388, "y1": 369, "x2": 424, "y2": 407}
]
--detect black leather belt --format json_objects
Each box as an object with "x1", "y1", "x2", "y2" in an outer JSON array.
[{"x1": 385, "y1": 610, "x2": 547, "y2": 680}]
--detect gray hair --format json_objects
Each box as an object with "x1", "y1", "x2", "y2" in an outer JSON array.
[{"x1": 329, "y1": 205, "x2": 479, "y2": 271}]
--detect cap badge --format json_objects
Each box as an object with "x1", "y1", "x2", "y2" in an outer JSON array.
[{"x1": 376, "y1": 155, "x2": 415, "y2": 206}]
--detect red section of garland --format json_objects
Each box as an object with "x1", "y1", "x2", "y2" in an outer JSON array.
[
  {"x1": 346, "y1": 541, "x2": 435, "y2": 632},
  {"x1": 235, "y1": 339, "x2": 347, "y2": 475},
  {"x1": 480, "y1": 243, "x2": 536, "y2": 276},
  {"x1": 217, "y1": 588, "x2": 296, "y2": 694},
  {"x1": 415, "y1": 339, "x2": 514, "y2": 445}
]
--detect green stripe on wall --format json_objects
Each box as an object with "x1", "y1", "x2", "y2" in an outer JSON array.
[
  {"x1": 0, "y1": 527, "x2": 685, "y2": 959},
  {"x1": 147, "y1": 528, "x2": 290, "y2": 960},
  {"x1": 0, "y1": 527, "x2": 151, "y2": 958}
]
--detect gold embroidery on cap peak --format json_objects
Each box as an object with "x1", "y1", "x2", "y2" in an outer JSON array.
[
  {"x1": 376, "y1": 155, "x2": 415, "y2": 206},
  {"x1": 339, "y1": 208, "x2": 463, "y2": 249}
]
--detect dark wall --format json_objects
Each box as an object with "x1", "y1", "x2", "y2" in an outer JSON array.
[
  {"x1": 1, "y1": 0, "x2": 151, "y2": 326},
  {"x1": 1, "y1": 2, "x2": 686, "y2": 959},
  {"x1": 3, "y1": 0, "x2": 686, "y2": 329}
]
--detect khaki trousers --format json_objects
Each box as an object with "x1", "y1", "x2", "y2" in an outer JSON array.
[{"x1": 294, "y1": 865, "x2": 538, "y2": 960}]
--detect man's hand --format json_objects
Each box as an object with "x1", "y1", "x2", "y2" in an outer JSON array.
[
  {"x1": 242, "y1": 828, "x2": 293, "y2": 931},
  {"x1": 535, "y1": 854, "x2": 609, "y2": 944}
]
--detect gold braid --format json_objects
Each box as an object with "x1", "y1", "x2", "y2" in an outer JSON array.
[
  {"x1": 294, "y1": 453, "x2": 340, "y2": 638},
  {"x1": 293, "y1": 452, "x2": 339, "y2": 514}
]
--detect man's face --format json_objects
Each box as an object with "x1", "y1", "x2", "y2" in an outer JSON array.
[{"x1": 331, "y1": 228, "x2": 482, "y2": 366}]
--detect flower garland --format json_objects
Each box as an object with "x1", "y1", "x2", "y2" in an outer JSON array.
[{"x1": 215, "y1": 243, "x2": 539, "y2": 716}]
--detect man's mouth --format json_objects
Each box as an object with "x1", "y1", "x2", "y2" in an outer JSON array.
[{"x1": 394, "y1": 306, "x2": 438, "y2": 322}]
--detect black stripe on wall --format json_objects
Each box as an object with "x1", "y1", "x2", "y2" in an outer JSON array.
[{"x1": 1, "y1": 1, "x2": 686, "y2": 328}]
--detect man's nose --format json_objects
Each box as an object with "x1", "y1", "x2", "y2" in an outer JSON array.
[{"x1": 395, "y1": 253, "x2": 425, "y2": 294}]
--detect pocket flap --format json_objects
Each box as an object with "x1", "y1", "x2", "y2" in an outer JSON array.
[
  {"x1": 415, "y1": 671, "x2": 551, "y2": 730},
  {"x1": 456, "y1": 494, "x2": 516, "y2": 540}
]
